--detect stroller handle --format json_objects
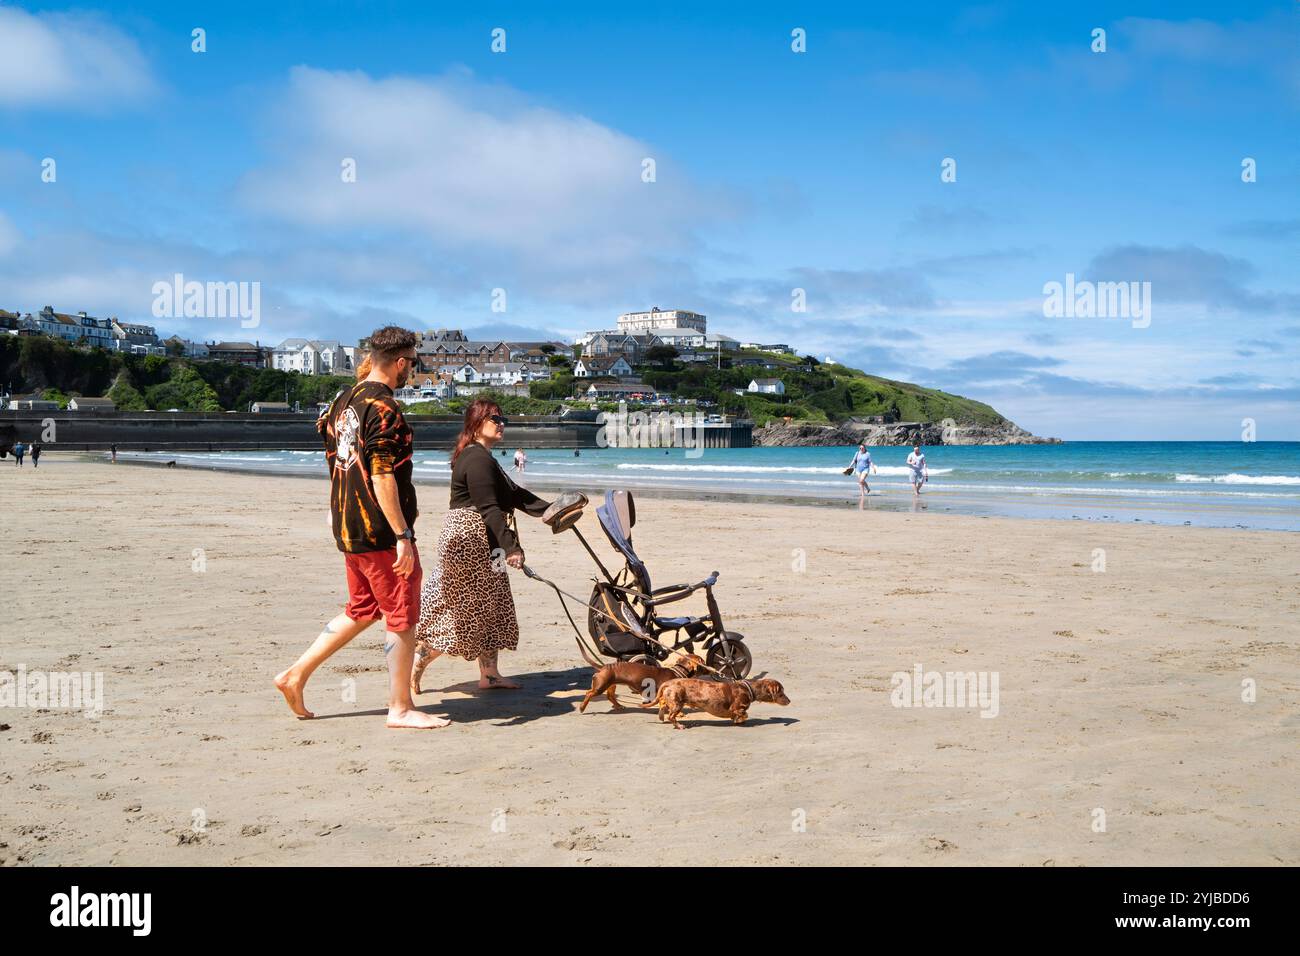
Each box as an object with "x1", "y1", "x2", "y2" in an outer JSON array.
[{"x1": 650, "y1": 571, "x2": 719, "y2": 600}]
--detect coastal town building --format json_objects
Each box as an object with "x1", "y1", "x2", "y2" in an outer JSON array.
[
  {"x1": 207, "y1": 342, "x2": 268, "y2": 367},
  {"x1": 9, "y1": 394, "x2": 60, "y2": 410},
  {"x1": 748, "y1": 378, "x2": 786, "y2": 395},
  {"x1": 583, "y1": 332, "x2": 658, "y2": 364},
  {"x1": 410, "y1": 376, "x2": 456, "y2": 401},
  {"x1": 652, "y1": 328, "x2": 739, "y2": 352},
  {"x1": 479, "y1": 362, "x2": 529, "y2": 386},
  {"x1": 417, "y1": 339, "x2": 511, "y2": 370},
  {"x1": 450, "y1": 363, "x2": 482, "y2": 384},
  {"x1": 162, "y1": 336, "x2": 209, "y2": 359},
  {"x1": 111, "y1": 321, "x2": 162, "y2": 351},
  {"x1": 574, "y1": 354, "x2": 634, "y2": 379},
  {"x1": 67, "y1": 396, "x2": 117, "y2": 412},
  {"x1": 584, "y1": 380, "x2": 657, "y2": 401},
  {"x1": 29, "y1": 307, "x2": 115, "y2": 347},
  {"x1": 617, "y1": 307, "x2": 706, "y2": 334},
  {"x1": 271, "y1": 339, "x2": 356, "y2": 376},
  {"x1": 458, "y1": 381, "x2": 530, "y2": 398}
]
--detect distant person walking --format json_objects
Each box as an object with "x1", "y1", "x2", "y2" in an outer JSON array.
[
  {"x1": 110, "y1": 444, "x2": 117, "y2": 463},
  {"x1": 906, "y1": 444, "x2": 928, "y2": 496},
  {"x1": 12, "y1": 441, "x2": 24, "y2": 467},
  {"x1": 513, "y1": 447, "x2": 527, "y2": 474},
  {"x1": 30, "y1": 443, "x2": 41, "y2": 468},
  {"x1": 275, "y1": 325, "x2": 444, "y2": 730},
  {"x1": 846, "y1": 443, "x2": 875, "y2": 502}
]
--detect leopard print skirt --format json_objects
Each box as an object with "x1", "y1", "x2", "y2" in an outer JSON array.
[{"x1": 415, "y1": 507, "x2": 519, "y2": 660}]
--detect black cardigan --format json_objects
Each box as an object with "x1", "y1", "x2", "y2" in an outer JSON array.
[{"x1": 449, "y1": 443, "x2": 550, "y2": 556}]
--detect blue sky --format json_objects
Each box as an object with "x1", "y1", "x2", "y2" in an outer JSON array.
[{"x1": 1, "y1": 0, "x2": 1297, "y2": 439}]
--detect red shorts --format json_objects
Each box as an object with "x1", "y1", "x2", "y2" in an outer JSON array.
[{"x1": 343, "y1": 548, "x2": 423, "y2": 632}]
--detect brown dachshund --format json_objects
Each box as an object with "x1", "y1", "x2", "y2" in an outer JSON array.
[
  {"x1": 646, "y1": 677, "x2": 790, "y2": 729},
  {"x1": 579, "y1": 654, "x2": 704, "y2": 713}
]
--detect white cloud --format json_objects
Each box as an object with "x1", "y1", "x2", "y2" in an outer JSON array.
[
  {"x1": 239, "y1": 67, "x2": 742, "y2": 277},
  {"x1": 0, "y1": 6, "x2": 155, "y2": 108}
]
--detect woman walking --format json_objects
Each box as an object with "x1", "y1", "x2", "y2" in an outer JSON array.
[
  {"x1": 846, "y1": 443, "x2": 875, "y2": 503},
  {"x1": 411, "y1": 399, "x2": 552, "y2": 693}
]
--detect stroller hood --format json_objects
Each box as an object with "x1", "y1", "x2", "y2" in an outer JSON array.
[
  {"x1": 596, "y1": 490, "x2": 648, "y2": 589},
  {"x1": 597, "y1": 489, "x2": 636, "y2": 542}
]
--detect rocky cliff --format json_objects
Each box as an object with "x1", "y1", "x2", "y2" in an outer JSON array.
[{"x1": 754, "y1": 418, "x2": 1060, "y2": 447}]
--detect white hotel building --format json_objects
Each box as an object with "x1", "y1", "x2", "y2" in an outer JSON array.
[{"x1": 616, "y1": 307, "x2": 707, "y2": 334}]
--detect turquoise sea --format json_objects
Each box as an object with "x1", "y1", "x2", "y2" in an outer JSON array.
[{"x1": 124, "y1": 441, "x2": 1300, "y2": 531}]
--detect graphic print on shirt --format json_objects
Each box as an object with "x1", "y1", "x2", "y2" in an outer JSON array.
[{"x1": 335, "y1": 405, "x2": 362, "y2": 471}]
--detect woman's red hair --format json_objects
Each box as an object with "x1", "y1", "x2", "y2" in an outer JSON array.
[{"x1": 451, "y1": 397, "x2": 502, "y2": 466}]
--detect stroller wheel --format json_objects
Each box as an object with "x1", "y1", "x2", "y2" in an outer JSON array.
[
  {"x1": 707, "y1": 636, "x2": 752, "y2": 680},
  {"x1": 627, "y1": 654, "x2": 658, "y2": 667}
]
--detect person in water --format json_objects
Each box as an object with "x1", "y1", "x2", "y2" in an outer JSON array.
[
  {"x1": 906, "y1": 445, "x2": 928, "y2": 496},
  {"x1": 847, "y1": 443, "x2": 874, "y2": 503}
]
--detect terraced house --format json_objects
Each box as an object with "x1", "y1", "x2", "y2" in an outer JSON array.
[
  {"x1": 29, "y1": 306, "x2": 115, "y2": 347},
  {"x1": 271, "y1": 338, "x2": 357, "y2": 375}
]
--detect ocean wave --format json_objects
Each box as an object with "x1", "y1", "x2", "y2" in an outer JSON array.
[
  {"x1": 614, "y1": 462, "x2": 953, "y2": 476},
  {"x1": 1175, "y1": 473, "x2": 1300, "y2": 485},
  {"x1": 487, "y1": 470, "x2": 1300, "y2": 499}
]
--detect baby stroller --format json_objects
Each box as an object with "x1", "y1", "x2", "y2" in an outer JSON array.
[{"x1": 524, "y1": 489, "x2": 753, "y2": 679}]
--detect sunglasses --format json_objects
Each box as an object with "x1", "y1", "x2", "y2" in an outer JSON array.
[{"x1": 489, "y1": 414, "x2": 509, "y2": 427}]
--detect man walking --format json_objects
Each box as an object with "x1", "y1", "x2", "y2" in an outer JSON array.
[
  {"x1": 30, "y1": 443, "x2": 41, "y2": 468},
  {"x1": 13, "y1": 441, "x2": 24, "y2": 466},
  {"x1": 275, "y1": 326, "x2": 446, "y2": 729},
  {"x1": 906, "y1": 444, "x2": 928, "y2": 496}
]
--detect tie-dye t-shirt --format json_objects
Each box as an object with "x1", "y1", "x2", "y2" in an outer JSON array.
[{"x1": 319, "y1": 380, "x2": 418, "y2": 553}]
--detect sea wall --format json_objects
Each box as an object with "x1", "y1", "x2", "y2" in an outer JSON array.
[{"x1": 0, "y1": 410, "x2": 601, "y2": 452}]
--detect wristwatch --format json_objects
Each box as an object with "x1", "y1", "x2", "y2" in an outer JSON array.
[{"x1": 397, "y1": 528, "x2": 416, "y2": 544}]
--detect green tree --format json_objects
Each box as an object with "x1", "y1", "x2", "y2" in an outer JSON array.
[
  {"x1": 645, "y1": 344, "x2": 679, "y2": 369},
  {"x1": 41, "y1": 387, "x2": 71, "y2": 409},
  {"x1": 107, "y1": 373, "x2": 148, "y2": 411},
  {"x1": 145, "y1": 365, "x2": 222, "y2": 411}
]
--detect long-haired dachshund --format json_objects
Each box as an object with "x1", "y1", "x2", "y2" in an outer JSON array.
[
  {"x1": 579, "y1": 653, "x2": 705, "y2": 713},
  {"x1": 645, "y1": 677, "x2": 789, "y2": 729}
]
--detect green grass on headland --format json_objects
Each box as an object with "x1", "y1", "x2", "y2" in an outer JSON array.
[{"x1": 0, "y1": 335, "x2": 1011, "y2": 426}]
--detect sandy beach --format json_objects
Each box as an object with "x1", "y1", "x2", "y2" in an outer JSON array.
[{"x1": 1, "y1": 454, "x2": 1297, "y2": 866}]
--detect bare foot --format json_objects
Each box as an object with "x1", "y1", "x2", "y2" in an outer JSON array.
[
  {"x1": 478, "y1": 674, "x2": 521, "y2": 690},
  {"x1": 274, "y1": 670, "x2": 314, "y2": 719},
  {"x1": 386, "y1": 707, "x2": 450, "y2": 729}
]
